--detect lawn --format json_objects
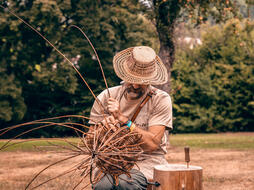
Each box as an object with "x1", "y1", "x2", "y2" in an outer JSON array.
[
  {"x1": 0, "y1": 132, "x2": 253, "y2": 190},
  {"x1": 0, "y1": 138, "x2": 78, "y2": 152},
  {"x1": 170, "y1": 132, "x2": 254, "y2": 149},
  {"x1": 1, "y1": 132, "x2": 253, "y2": 151}
]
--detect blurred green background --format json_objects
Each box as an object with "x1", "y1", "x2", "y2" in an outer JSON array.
[{"x1": 0, "y1": 0, "x2": 253, "y2": 138}]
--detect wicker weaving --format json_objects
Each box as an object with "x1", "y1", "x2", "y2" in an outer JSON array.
[{"x1": 84, "y1": 121, "x2": 143, "y2": 184}]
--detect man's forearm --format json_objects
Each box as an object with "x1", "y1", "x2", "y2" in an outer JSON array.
[
  {"x1": 115, "y1": 113, "x2": 165, "y2": 152},
  {"x1": 132, "y1": 124, "x2": 165, "y2": 153}
]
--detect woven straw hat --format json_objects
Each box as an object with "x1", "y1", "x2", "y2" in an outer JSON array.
[{"x1": 113, "y1": 46, "x2": 168, "y2": 85}]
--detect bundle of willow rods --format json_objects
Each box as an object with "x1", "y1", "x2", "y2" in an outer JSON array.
[
  {"x1": 0, "y1": 115, "x2": 144, "y2": 189},
  {"x1": 0, "y1": 5, "x2": 145, "y2": 189}
]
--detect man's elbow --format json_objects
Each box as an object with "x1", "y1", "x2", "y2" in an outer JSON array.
[{"x1": 142, "y1": 142, "x2": 160, "y2": 153}]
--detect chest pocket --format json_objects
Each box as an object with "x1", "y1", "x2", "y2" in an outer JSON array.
[{"x1": 134, "y1": 104, "x2": 149, "y2": 130}]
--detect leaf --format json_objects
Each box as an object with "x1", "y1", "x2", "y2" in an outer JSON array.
[{"x1": 35, "y1": 64, "x2": 41, "y2": 72}]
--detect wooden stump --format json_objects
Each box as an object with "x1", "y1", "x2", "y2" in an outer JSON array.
[{"x1": 153, "y1": 164, "x2": 202, "y2": 190}]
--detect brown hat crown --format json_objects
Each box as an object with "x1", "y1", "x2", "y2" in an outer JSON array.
[
  {"x1": 124, "y1": 46, "x2": 157, "y2": 78},
  {"x1": 113, "y1": 46, "x2": 168, "y2": 85}
]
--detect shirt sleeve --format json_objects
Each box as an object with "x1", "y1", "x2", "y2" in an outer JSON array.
[
  {"x1": 89, "y1": 89, "x2": 109, "y2": 125},
  {"x1": 148, "y1": 92, "x2": 173, "y2": 129}
]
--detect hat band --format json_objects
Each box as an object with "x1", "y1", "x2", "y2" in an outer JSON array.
[{"x1": 124, "y1": 54, "x2": 157, "y2": 78}]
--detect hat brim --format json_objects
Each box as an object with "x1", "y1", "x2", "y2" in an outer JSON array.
[{"x1": 113, "y1": 47, "x2": 168, "y2": 85}]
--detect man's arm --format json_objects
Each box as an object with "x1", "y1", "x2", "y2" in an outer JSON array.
[
  {"x1": 133, "y1": 124, "x2": 165, "y2": 153},
  {"x1": 107, "y1": 97, "x2": 166, "y2": 152}
]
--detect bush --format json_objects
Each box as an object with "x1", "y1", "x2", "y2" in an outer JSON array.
[{"x1": 172, "y1": 19, "x2": 254, "y2": 133}]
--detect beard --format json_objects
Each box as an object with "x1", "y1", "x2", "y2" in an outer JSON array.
[{"x1": 125, "y1": 85, "x2": 146, "y2": 100}]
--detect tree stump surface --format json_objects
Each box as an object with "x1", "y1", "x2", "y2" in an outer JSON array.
[{"x1": 153, "y1": 164, "x2": 202, "y2": 190}]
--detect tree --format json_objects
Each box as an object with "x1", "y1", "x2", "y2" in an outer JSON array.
[
  {"x1": 172, "y1": 19, "x2": 254, "y2": 132},
  {"x1": 0, "y1": 73, "x2": 26, "y2": 123},
  {"x1": 141, "y1": 0, "x2": 253, "y2": 93},
  {"x1": 0, "y1": 0, "x2": 158, "y2": 137}
]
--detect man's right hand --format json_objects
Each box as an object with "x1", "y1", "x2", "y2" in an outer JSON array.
[
  {"x1": 107, "y1": 98, "x2": 120, "y2": 118},
  {"x1": 107, "y1": 98, "x2": 128, "y2": 124}
]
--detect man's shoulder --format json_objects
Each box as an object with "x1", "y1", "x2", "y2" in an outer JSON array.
[
  {"x1": 151, "y1": 86, "x2": 171, "y2": 99},
  {"x1": 109, "y1": 85, "x2": 122, "y2": 91},
  {"x1": 107, "y1": 85, "x2": 122, "y2": 95},
  {"x1": 99, "y1": 85, "x2": 122, "y2": 97},
  {"x1": 149, "y1": 86, "x2": 172, "y2": 108}
]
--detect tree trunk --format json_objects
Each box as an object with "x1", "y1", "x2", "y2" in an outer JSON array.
[
  {"x1": 153, "y1": 0, "x2": 179, "y2": 94},
  {"x1": 156, "y1": 27, "x2": 175, "y2": 94}
]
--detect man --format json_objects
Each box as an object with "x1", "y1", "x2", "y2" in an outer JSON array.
[{"x1": 89, "y1": 46, "x2": 172, "y2": 190}]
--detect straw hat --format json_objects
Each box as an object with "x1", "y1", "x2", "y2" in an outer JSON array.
[{"x1": 113, "y1": 46, "x2": 168, "y2": 85}]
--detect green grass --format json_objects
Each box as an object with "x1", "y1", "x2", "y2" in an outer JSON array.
[
  {"x1": 1, "y1": 133, "x2": 253, "y2": 152},
  {"x1": 170, "y1": 133, "x2": 254, "y2": 150},
  {"x1": 0, "y1": 138, "x2": 79, "y2": 152}
]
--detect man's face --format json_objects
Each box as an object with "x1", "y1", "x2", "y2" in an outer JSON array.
[{"x1": 125, "y1": 83, "x2": 148, "y2": 100}]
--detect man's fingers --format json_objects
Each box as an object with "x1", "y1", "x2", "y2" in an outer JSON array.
[
  {"x1": 108, "y1": 105, "x2": 118, "y2": 112},
  {"x1": 107, "y1": 98, "x2": 121, "y2": 121},
  {"x1": 108, "y1": 115, "x2": 116, "y2": 124},
  {"x1": 108, "y1": 97, "x2": 117, "y2": 102},
  {"x1": 108, "y1": 98, "x2": 119, "y2": 107},
  {"x1": 108, "y1": 102, "x2": 118, "y2": 109},
  {"x1": 107, "y1": 99, "x2": 120, "y2": 114},
  {"x1": 101, "y1": 116, "x2": 117, "y2": 126}
]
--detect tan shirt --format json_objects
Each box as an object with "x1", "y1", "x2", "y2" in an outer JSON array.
[{"x1": 89, "y1": 85, "x2": 173, "y2": 179}]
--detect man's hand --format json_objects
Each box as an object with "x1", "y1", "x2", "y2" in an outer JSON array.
[
  {"x1": 99, "y1": 115, "x2": 118, "y2": 131},
  {"x1": 107, "y1": 98, "x2": 128, "y2": 124},
  {"x1": 101, "y1": 115, "x2": 117, "y2": 126},
  {"x1": 107, "y1": 98, "x2": 120, "y2": 118}
]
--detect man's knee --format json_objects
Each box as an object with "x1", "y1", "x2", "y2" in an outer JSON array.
[
  {"x1": 117, "y1": 169, "x2": 148, "y2": 190},
  {"x1": 93, "y1": 174, "x2": 114, "y2": 190},
  {"x1": 93, "y1": 170, "x2": 148, "y2": 190}
]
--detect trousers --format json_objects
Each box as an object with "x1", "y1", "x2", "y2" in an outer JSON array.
[{"x1": 93, "y1": 169, "x2": 148, "y2": 190}]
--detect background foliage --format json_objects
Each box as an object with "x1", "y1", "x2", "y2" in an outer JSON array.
[
  {"x1": 172, "y1": 19, "x2": 254, "y2": 133},
  {"x1": 0, "y1": 0, "x2": 253, "y2": 137},
  {"x1": 0, "y1": 0, "x2": 158, "y2": 137}
]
